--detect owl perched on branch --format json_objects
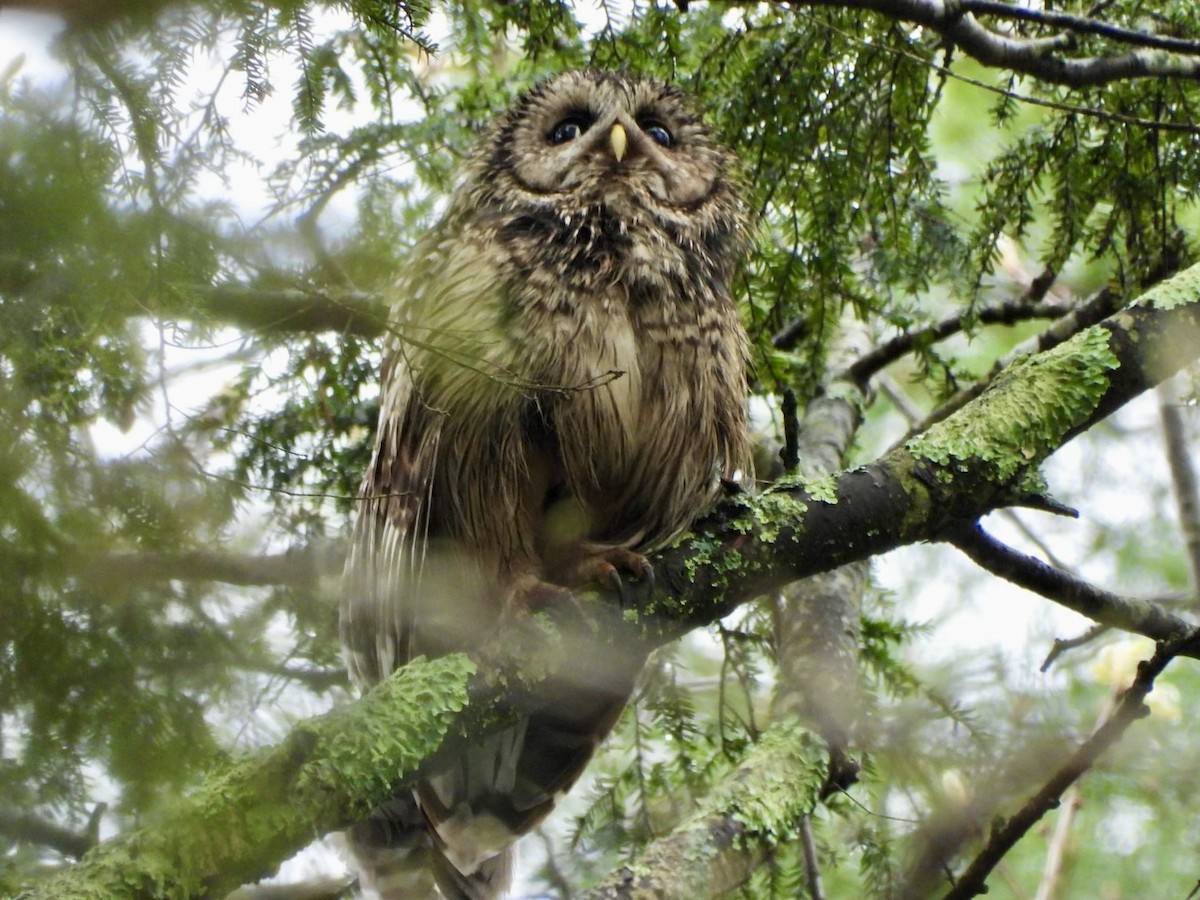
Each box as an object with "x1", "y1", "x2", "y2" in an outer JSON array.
[{"x1": 342, "y1": 70, "x2": 752, "y2": 899}]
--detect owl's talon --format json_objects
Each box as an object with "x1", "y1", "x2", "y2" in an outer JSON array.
[
  {"x1": 605, "y1": 567, "x2": 629, "y2": 607},
  {"x1": 640, "y1": 561, "x2": 656, "y2": 595}
]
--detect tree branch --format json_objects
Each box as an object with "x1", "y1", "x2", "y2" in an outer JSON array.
[
  {"x1": 20, "y1": 266, "x2": 1200, "y2": 899},
  {"x1": 945, "y1": 523, "x2": 1197, "y2": 651},
  {"x1": 789, "y1": 0, "x2": 1200, "y2": 87},
  {"x1": 845, "y1": 293, "x2": 1068, "y2": 388},
  {"x1": 0, "y1": 807, "x2": 103, "y2": 861},
  {"x1": 582, "y1": 723, "x2": 829, "y2": 899},
  {"x1": 197, "y1": 285, "x2": 387, "y2": 338},
  {"x1": 941, "y1": 630, "x2": 1200, "y2": 900},
  {"x1": 78, "y1": 541, "x2": 347, "y2": 588},
  {"x1": 1158, "y1": 380, "x2": 1200, "y2": 604}
]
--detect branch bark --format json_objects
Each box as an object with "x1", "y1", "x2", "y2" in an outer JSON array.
[
  {"x1": 788, "y1": 0, "x2": 1200, "y2": 87},
  {"x1": 18, "y1": 266, "x2": 1200, "y2": 899},
  {"x1": 78, "y1": 541, "x2": 347, "y2": 588}
]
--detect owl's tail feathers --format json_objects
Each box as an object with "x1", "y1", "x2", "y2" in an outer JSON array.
[
  {"x1": 345, "y1": 790, "x2": 513, "y2": 900},
  {"x1": 347, "y1": 793, "x2": 441, "y2": 899},
  {"x1": 430, "y1": 846, "x2": 513, "y2": 900}
]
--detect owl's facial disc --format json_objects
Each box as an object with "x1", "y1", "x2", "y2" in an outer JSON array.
[{"x1": 497, "y1": 73, "x2": 725, "y2": 209}]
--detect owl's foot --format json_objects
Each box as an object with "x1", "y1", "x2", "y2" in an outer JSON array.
[
  {"x1": 501, "y1": 574, "x2": 588, "y2": 639},
  {"x1": 507, "y1": 574, "x2": 576, "y2": 615},
  {"x1": 570, "y1": 547, "x2": 655, "y2": 606}
]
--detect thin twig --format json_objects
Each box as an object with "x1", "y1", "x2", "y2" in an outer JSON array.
[
  {"x1": 1040, "y1": 624, "x2": 1111, "y2": 672},
  {"x1": 1158, "y1": 380, "x2": 1200, "y2": 609},
  {"x1": 780, "y1": 387, "x2": 801, "y2": 473},
  {"x1": 800, "y1": 814, "x2": 826, "y2": 900},
  {"x1": 845, "y1": 296, "x2": 1071, "y2": 388},
  {"x1": 945, "y1": 522, "x2": 1197, "y2": 653},
  {"x1": 943, "y1": 631, "x2": 1200, "y2": 899}
]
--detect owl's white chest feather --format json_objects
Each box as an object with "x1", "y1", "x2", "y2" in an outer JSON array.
[
  {"x1": 591, "y1": 306, "x2": 641, "y2": 438},
  {"x1": 550, "y1": 294, "x2": 646, "y2": 489}
]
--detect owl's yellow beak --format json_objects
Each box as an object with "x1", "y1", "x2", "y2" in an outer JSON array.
[{"x1": 610, "y1": 123, "x2": 627, "y2": 162}]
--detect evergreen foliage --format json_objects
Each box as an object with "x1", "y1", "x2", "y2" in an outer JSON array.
[{"x1": 2, "y1": 1, "x2": 1200, "y2": 896}]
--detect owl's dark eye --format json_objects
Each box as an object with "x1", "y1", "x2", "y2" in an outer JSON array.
[
  {"x1": 640, "y1": 119, "x2": 673, "y2": 148},
  {"x1": 548, "y1": 114, "x2": 592, "y2": 145}
]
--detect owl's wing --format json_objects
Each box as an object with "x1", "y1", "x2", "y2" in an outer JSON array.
[
  {"x1": 341, "y1": 340, "x2": 443, "y2": 687},
  {"x1": 341, "y1": 227, "x2": 517, "y2": 687}
]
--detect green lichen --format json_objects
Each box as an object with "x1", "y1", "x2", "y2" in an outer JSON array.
[
  {"x1": 723, "y1": 491, "x2": 808, "y2": 545},
  {"x1": 801, "y1": 473, "x2": 839, "y2": 504},
  {"x1": 17, "y1": 654, "x2": 477, "y2": 899},
  {"x1": 310, "y1": 653, "x2": 476, "y2": 810},
  {"x1": 1136, "y1": 262, "x2": 1200, "y2": 311},
  {"x1": 906, "y1": 325, "x2": 1120, "y2": 483},
  {"x1": 681, "y1": 535, "x2": 746, "y2": 588},
  {"x1": 716, "y1": 721, "x2": 827, "y2": 839},
  {"x1": 771, "y1": 471, "x2": 838, "y2": 504}
]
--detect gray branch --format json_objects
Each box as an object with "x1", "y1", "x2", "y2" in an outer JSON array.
[{"x1": 794, "y1": 0, "x2": 1200, "y2": 87}]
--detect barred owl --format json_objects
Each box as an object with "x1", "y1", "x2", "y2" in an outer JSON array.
[{"x1": 342, "y1": 70, "x2": 752, "y2": 899}]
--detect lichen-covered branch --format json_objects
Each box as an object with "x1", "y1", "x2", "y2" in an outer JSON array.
[
  {"x1": 23, "y1": 267, "x2": 1200, "y2": 899},
  {"x1": 14, "y1": 654, "x2": 478, "y2": 900},
  {"x1": 642, "y1": 267, "x2": 1200, "y2": 641},
  {"x1": 582, "y1": 724, "x2": 830, "y2": 900},
  {"x1": 899, "y1": 287, "x2": 1124, "y2": 445}
]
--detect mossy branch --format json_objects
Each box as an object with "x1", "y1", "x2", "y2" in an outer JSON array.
[
  {"x1": 582, "y1": 724, "x2": 830, "y2": 899},
  {"x1": 18, "y1": 267, "x2": 1200, "y2": 899},
  {"x1": 13, "y1": 655, "x2": 479, "y2": 900}
]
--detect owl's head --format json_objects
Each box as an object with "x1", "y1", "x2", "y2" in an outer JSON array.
[{"x1": 469, "y1": 70, "x2": 742, "y2": 226}]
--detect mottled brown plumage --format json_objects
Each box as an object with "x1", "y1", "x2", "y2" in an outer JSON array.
[{"x1": 342, "y1": 70, "x2": 752, "y2": 899}]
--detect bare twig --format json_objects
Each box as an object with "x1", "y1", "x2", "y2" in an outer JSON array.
[
  {"x1": 800, "y1": 814, "x2": 826, "y2": 900},
  {"x1": 945, "y1": 523, "x2": 1196, "y2": 653},
  {"x1": 845, "y1": 296, "x2": 1071, "y2": 388},
  {"x1": 1158, "y1": 380, "x2": 1200, "y2": 607},
  {"x1": 781, "y1": 387, "x2": 801, "y2": 473},
  {"x1": 1040, "y1": 624, "x2": 1111, "y2": 672},
  {"x1": 943, "y1": 631, "x2": 1200, "y2": 899},
  {"x1": 1032, "y1": 781, "x2": 1083, "y2": 900}
]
